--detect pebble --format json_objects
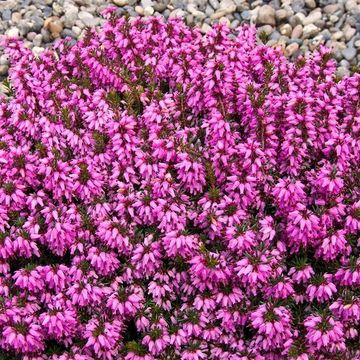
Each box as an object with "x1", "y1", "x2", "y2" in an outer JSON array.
[
  {"x1": 285, "y1": 42, "x2": 299, "y2": 56},
  {"x1": 0, "y1": 64, "x2": 9, "y2": 76},
  {"x1": 343, "y1": 25, "x2": 356, "y2": 42},
  {"x1": 0, "y1": 0, "x2": 359, "y2": 82},
  {"x1": 17, "y1": 20, "x2": 32, "y2": 36},
  {"x1": 231, "y1": 19, "x2": 240, "y2": 28},
  {"x1": 323, "y1": 4, "x2": 340, "y2": 14},
  {"x1": 201, "y1": 22, "x2": 212, "y2": 33},
  {"x1": 275, "y1": 9, "x2": 288, "y2": 22},
  {"x1": 309, "y1": 34, "x2": 324, "y2": 49},
  {"x1": 219, "y1": 16, "x2": 230, "y2": 26},
  {"x1": 62, "y1": 28, "x2": 77, "y2": 38},
  {"x1": 154, "y1": 2, "x2": 168, "y2": 12},
  {"x1": 144, "y1": 6, "x2": 155, "y2": 16},
  {"x1": 33, "y1": 33, "x2": 42, "y2": 46},
  {"x1": 0, "y1": 55, "x2": 8, "y2": 66},
  {"x1": 303, "y1": 24, "x2": 320, "y2": 38},
  {"x1": 113, "y1": 0, "x2": 129, "y2": 5},
  {"x1": 7, "y1": 27, "x2": 20, "y2": 37},
  {"x1": 72, "y1": 26, "x2": 82, "y2": 37},
  {"x1": 294, "y1": 12, "x2": 306, "y2": 25},
  {"x1": 209, "y1": 0, "x2": 219, "y2": 10},
  {"x1": 340, "y1": 59, "x2": 350, "y2": 68},
  {"x1": 2, "y1": 9, "x2": 11, "y2": 22},
  {"x1": 27, "y1": 31, "x2": 37, "y2": 41},
  {"x1": 302, "y1": 9, "x2": 322, "y2": 26},
  {"x1": 11, "y1": 12, "x2": 22, "y2": 24},
  {"x1": 331, "y1": 41, "x2": 347, "y2": 60},
  {"x1": 43, "y1": 6, "x2": 53, "y2": 17},
  {"x1": 142, "y1": 0, "x2": 154, "y2": 8},
  {"x1": 321, "y1": 29, "x2": 331, "y2": 41},
  {"x1": 342, "y1": 46, "x2": 357, "y2": 61},
  {"x1": 64, "y1": 6, "x2": 79, "y2": 28},
  {"x1": 211, "y1": 0, "x2": 236, "y2": 19},
  {"x1": 78, "y1": 11, "x2": 99, "y2": 27},
  {"x1": 269, "y1": 30, "x2": 280, "y2": 41},
  {"x1": 41, "y1": 28, "x2": 51, "y2": 43},
  {"x1": 259, "y1": 24, "x2": 273, "y2": 35},
  {"x1": 169, "y1": 9, "x2": 186, "y2": 18},
  {"x1": 305, "y1": 0, "x2": 316, "y2": 9},
  {"x1": 31, "y1": 15, "x2": 44, "y2": 33},
  {"x1": 291, "y1": 24, "x2": 303, "y2": 38},
  {"x1": 292, "y1": 0, "x2": 305, "y2": 13},
  {"x1": 280, "y1": 23, "x2": 292, "y2": 37},
  {"x1": 241, "y1": 10, "x2": 251, "y2": 20},
  {"x1": 332, "y1": 31, "x2": 344, "y2": 41},
  {"x1": 345, "y1": 0, "x2": 357, "y2": 13},
  {"x1": 257, "y1": 5, "x2": 276, "y2": 26},
  {"x1": 336, "y1": 66, "x2": 350, "y2": 77},
  {"x1": 49, "y1": 22, "x2": 63, "y2": 38},
  {"x1": 135, "y1": 6, "x2": 145, "y2": 15},
  {"x1": 32, "y1": 46, "x2": 45, "y2": 57},
  {"x1": 187, "y1": 4, "x2": 206, "y2": 19}
]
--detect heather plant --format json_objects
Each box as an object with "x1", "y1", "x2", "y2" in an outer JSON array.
[{"x1": 0, "y1": 8, "x2": 359, "y2": 360}]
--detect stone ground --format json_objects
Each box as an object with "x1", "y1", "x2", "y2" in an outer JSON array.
[{"x1": 0, "y1": 0, "x2": 360, "y2": 79}]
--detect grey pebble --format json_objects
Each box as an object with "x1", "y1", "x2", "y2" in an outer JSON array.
[
  {"x1": 342, "y1": 46, "x2": 357, "y2": 61},
  {"x1": 21, "y1": 0, "x2": 31, "y2": 7},
  {"x1": 62, "y1": 28, "x2": 77, "y2": 38},
  {"x1": 78, "y1": 11, "x2": 99, "y2": 27},
  {"x1": 205, "y1": 5, "x2": 215, "y2": 16},
  {"x1": 42, "y1": 7, "x2": 53, "y2": 17},
  {"x1": 209, "y1": 0, "x2": 220, "y2": 10},
  {"x1": 33, "y1": 33, "x2": 42, "y2": 46},
  {"x1": 41, "y1": 28, "x2": 52, "y2": 43},
  {"x1": 171, "y1": 0, "x2": 187, "y2": 9},
  {"x1": 1, "y1": 9, "x2": 12, "y2": 22},
  {"x1": 0, "y1": 0, "x2": 359, "y2": 82},
  {"x1": 231, "y1": 19, "x2": 240, "y2": 28},
  {"x1": 269, "y1": 30, "x2": 281, "y2": 40},
  {"x1": 340, "y1": 59, "x2": 350, "y2": 68},
  {"x1": 64, "y1": 7, "x2": 79, "y2": 28},
  {"x1": 241, "y1": 10, "x2": 251, "y2": 20},
  {"x1": 321, "y1": 29, "x2": 331, "y2": 40},
  {"x1": 27, "y1": 31, "x2": 37, "y2": 41},
  {"x1": 153, "y1": 1, "x2": 168, "y2": 12},
  {"x1": 17, "y1": 20, "x2": 32, "y2": 36},
  {"x1": 30, "y1": 15, "x2": 44, "y2": 32},
  {"x1": 336, "y1": 66, "x2": 350, "y2": 77},
  {"x1": 292, "y1": 0, "x2": 305, "y2": 13}
]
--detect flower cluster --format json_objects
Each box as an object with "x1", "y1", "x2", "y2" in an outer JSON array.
[{"x1": 0, "y1": 11, "x2": 360, "y2": 360}]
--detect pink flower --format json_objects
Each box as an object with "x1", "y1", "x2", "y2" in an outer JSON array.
[
  {"x1": 84, "y1": 318, "x2": 122, "y2": 358},
  {"x1": 0, "y1": 15, "x2": 359, "y2": 359},
  {"x1": 288, "y1": 265, "x2": 314, "y2": 284},
  {"x1": 2, "y1": 316, "x2": 44, "y2": 353},
  {"x1": 250, "y1": 304, "x2": 293, "y2": 351},
  {"x1": 304, "y1": 314, "x2": 345, "y2": 353},
  {"x1": 306, "y1": 274, "x2": 337, "y2": 302}
]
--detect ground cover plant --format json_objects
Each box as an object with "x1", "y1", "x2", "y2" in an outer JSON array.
[{"x1": 0, "y1": 8, "x2": 360, "y2": 360}]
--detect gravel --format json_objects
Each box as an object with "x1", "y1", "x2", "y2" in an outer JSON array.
[{"x1": 0, "y1": 0, "x2": 360, "y2": 80}]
